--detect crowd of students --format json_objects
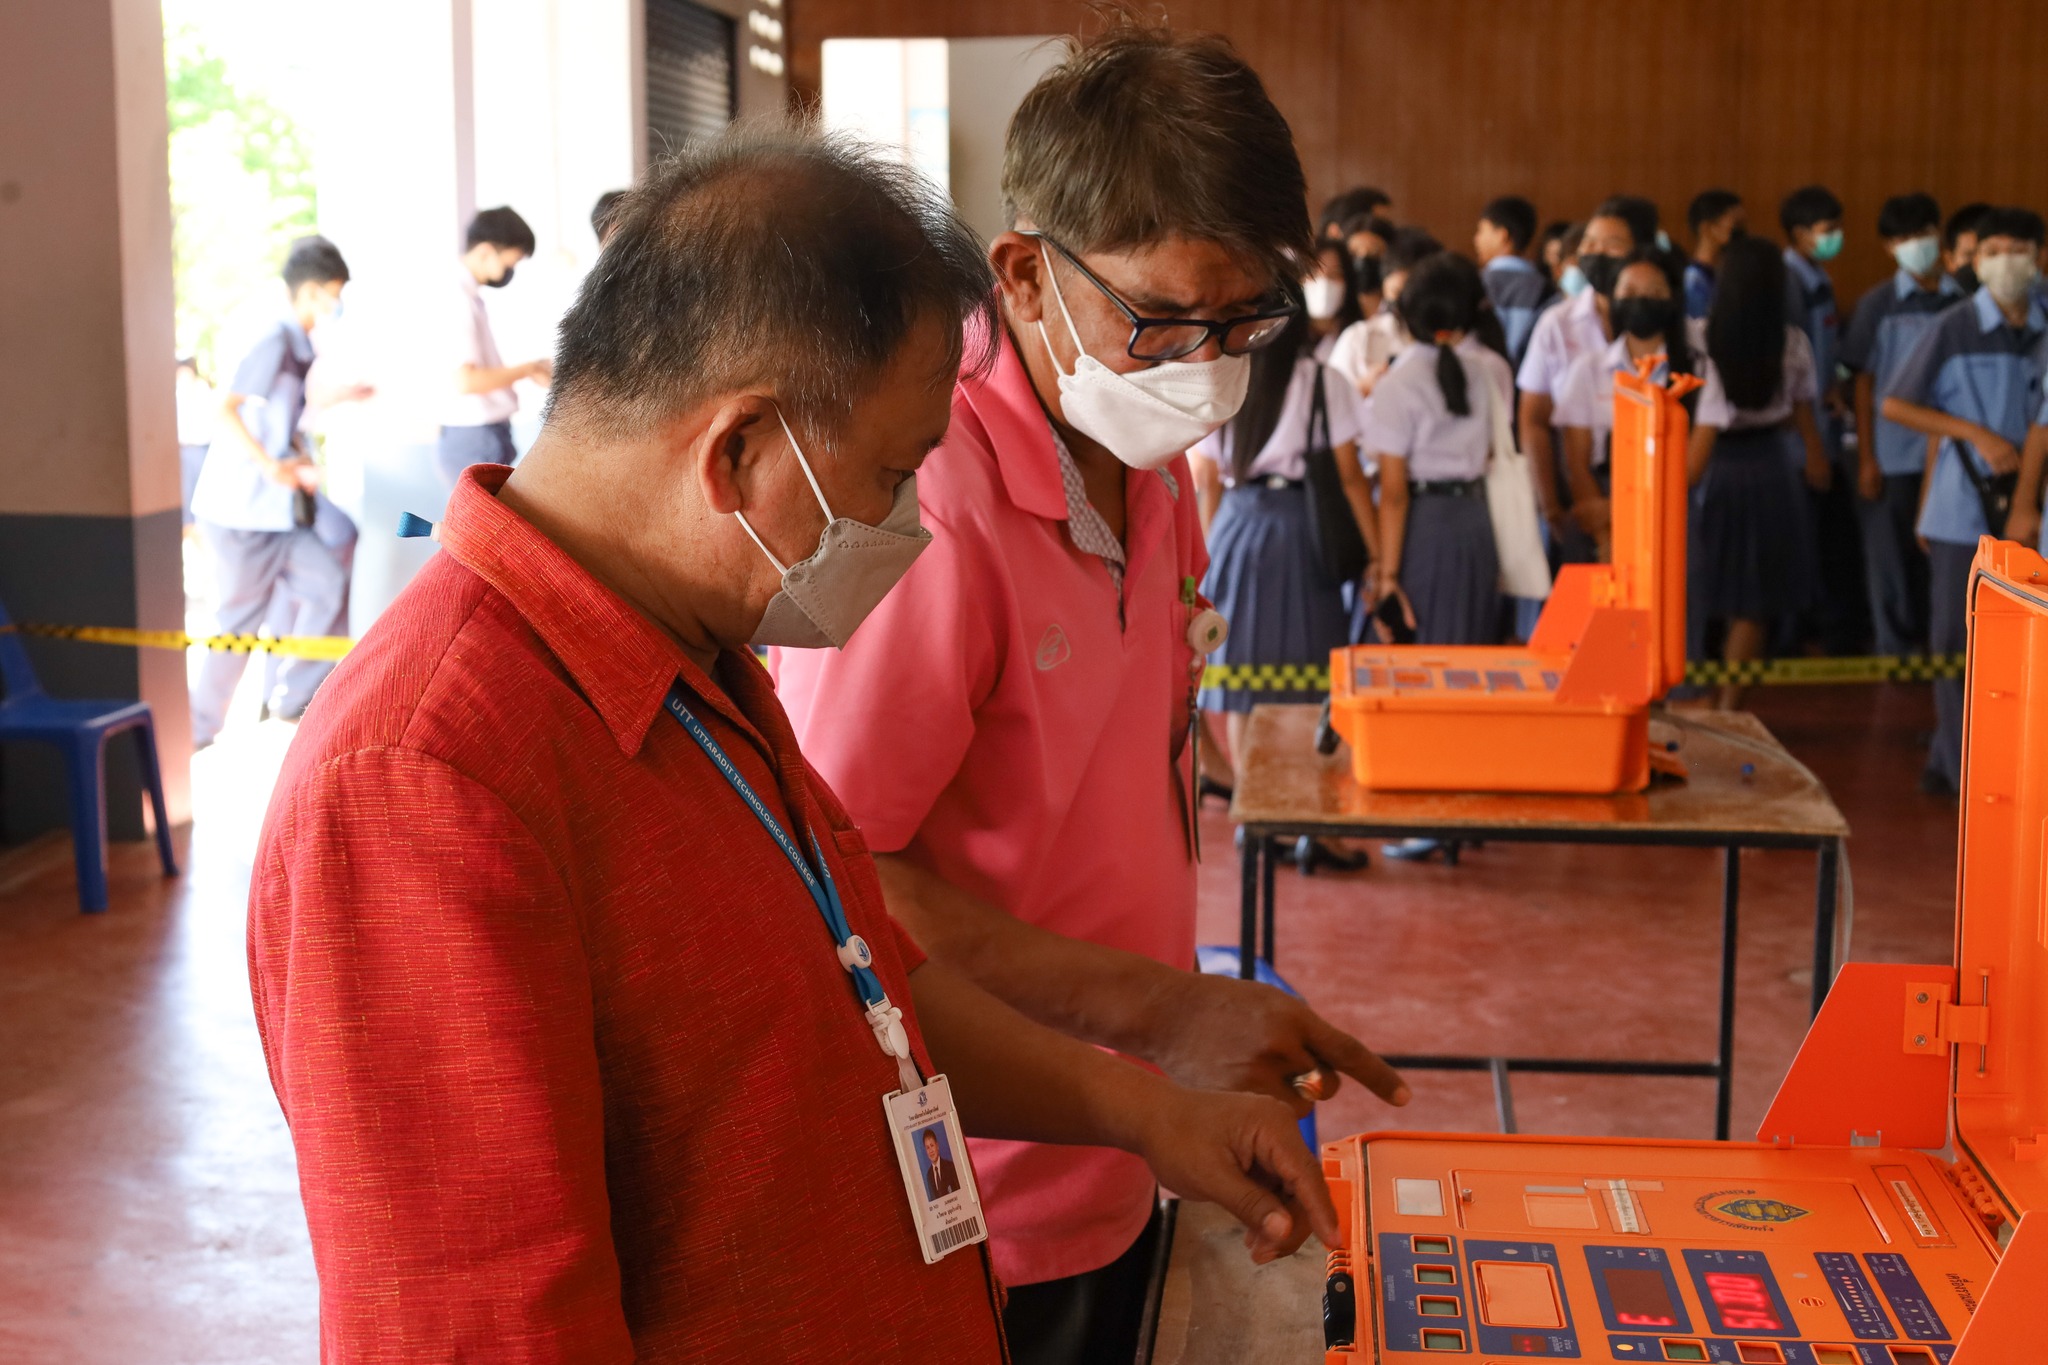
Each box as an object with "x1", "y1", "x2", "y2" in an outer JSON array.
[{"x1": 1192, "y1": 184, "x2": 2048, "y2": 802}]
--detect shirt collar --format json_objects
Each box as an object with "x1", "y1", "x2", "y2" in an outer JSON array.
[
  {"x1": 1893, "y1": 269, "x2": 1959, "y2": 300},
  {"x1": 957, "y1": 324, "x2": 1071, "y2": 521},
  {"x1": 1972, "y1": 286, "x2": 2047, "y2": 336},
  {"x1": 437, "y1": 464, "x2": 712, "y2": 756},
  {"x1": 1784, "y1": 247, "x2": 1822, "y2": 285},
  {"x1": 457, "y1": 260, "x2": 483, "y2": 303},
  {"x1": 1485, "y1": 255, "x2": 1536, "y2": 275},
  {"x1": 280, "y1": 314, "x2": 315, "y2": 364}
]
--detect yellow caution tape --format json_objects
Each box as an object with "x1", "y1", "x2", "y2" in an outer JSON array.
[
  {"x1": 6, "y1": 621, "x2": 1963, "y2": 686},
  {"x1": 1199, "y1": 653, "x2": 1964, "y2": 691},
  {"x1": 1, "y1": 622, "x2": 355, "y2": 662}
]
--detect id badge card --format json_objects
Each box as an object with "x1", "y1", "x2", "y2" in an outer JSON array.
[{"x1": 883, "y1": 1074, "x2": 988, "y2": 1264}]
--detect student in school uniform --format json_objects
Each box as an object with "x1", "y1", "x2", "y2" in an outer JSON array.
[
  {"x1": 1695, "y1": 237, "x2": 1831, "y2": 706},
  {"x1": 1539, "y1": 221, "x2": 1577, "y2": 291},
  {"x1": 1518, "y1": 201, "x2": 1640, "y2": 556},
  {"x1": 1779, "y1": 183, "x2": 1867, "y2": 653},
  {"x1": 1944, "y1": 203, "x2": 1990, "y2": 296},
  {"x1": 187, "y1": 236, "x2": 357, "y2": 748},
  {"x1": 1840, "y1": 193, "x2": 1963, "y2": 657},
  {"x1": 1886, "y1": 207, "x2": 2048, "y2": 796},
  {"x1": 437, "y1": 206, "x2": 553, "y2": 491},
  {"x1": 1365, "y1": 253, "x2": 1512, "y2": 647},
  {"x1": 1328, "y1": 227, "x2": 1439, "y2": 401},
  {"x1": 1189, "y1": 301, "x2": 1375, "y2": 870},
  {"x1": 1554, "y1": 248, "x2": 1707, "y2": 562},
  {"x1": 1684, "y1": 189, "x2": 1746, "y2": 321},
  {"x1": 1474, "y1": 196, "x2": 1554, "y2": 372},
  {"x1": 1304, "y1": 239, "x2": 1363, "y2": 363}
]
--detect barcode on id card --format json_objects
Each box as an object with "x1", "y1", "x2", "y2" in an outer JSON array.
[{"x1": 931, "y1": 1217, "x2": 983, "y2": 1256}]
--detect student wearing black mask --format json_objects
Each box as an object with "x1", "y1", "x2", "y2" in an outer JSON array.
[
  {"x1": 1552, "y1": 248, "x2": 1708, "y2": 559},
  {"x1": 1945, "y1": 202, "x2": 1990, "y2": 296},
  {"x1": 1518, "y1": 201, "x2": 1637, "y2": 555},
  {"x1": 1694, "y1": 236, "x2": 1830, "y2": 706}
]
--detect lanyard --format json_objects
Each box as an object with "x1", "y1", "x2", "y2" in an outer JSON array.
[{"x1": 663, "y1": 683, "x2": 918, "y2": 1082}]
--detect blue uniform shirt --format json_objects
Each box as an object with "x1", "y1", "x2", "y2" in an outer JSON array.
[
  {"x1": 1840, "y1": 269, "x2": 1966, "y2": 476},
  {"x1": 1683, "y1": 260, "x2": 1716, "y2": 321},
  {"x1": 188, "y1": 316, "x2": 315, "y2": 531},
  {"x1": 1481, "y1": 255, "x2": 1555, "y2": 374},
  {"x1": 1783, "y1": 247, "x2": 1841, "y2": 398},
  {"x1": 1896, "y1": 288, "x2": 2048, "y2": 545}
]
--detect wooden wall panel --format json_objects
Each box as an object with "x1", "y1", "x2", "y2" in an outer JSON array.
[{"x1": 790, "y1": 0, "x2": 2048, "y2": 300}]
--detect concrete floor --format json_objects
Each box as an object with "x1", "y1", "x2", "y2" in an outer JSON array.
[{"x1": 0, "y1": 684, "x2": 1956, "y2": 1360}]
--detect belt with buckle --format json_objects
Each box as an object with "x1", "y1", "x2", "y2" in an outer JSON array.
[{"x1": 1411, "y1": 478, "x2": 1485, "y2": 498}]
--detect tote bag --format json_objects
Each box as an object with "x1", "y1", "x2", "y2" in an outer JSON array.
[
  {"x1": 1302, "y1": 369, "x2": 1370, "y2": 586},
  {"x1": 1485, "y1": 375, "x2": 1552, "y2": 600}
]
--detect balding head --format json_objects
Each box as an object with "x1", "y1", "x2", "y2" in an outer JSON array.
[{"x1": 548, "y1": 125, "x2": 997, "y2": 447}]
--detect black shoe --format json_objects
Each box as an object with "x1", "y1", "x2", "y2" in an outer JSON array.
[
  {"x1": 1198, "y1": 775, "x2": 1234, "y2": 805},
  {"x1": 1296, "y1": 835, "x2": 1370, "y2": 876}
]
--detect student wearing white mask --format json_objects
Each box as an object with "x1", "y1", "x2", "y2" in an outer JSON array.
[
  {"x1": 774, "y1": 24, "x2": 1409, "y2": 1363},
  {"x1": 1302, "y1": 239, "x2": 1362, "y2": 362}
]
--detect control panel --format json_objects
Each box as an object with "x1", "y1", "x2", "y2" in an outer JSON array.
[{"x1": 1323, "y1": 1137, "x2": 1998, "y2": 1363}]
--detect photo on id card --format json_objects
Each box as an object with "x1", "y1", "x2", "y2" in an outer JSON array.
[{"x1": 884, "y1": 1075, "x2": 987, "y2": 1264}]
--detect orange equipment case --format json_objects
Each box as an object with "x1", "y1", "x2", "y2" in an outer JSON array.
[
  {"x1": 1327, "y1": 364, "x2": 1694, "y2": 794},
  {"x1": 1316, "y1": 538, "x2": 2048, "y2": 1364}
]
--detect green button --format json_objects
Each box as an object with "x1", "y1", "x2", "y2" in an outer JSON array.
[
  {"x1": 1664, "y1": 1344, "x2": 1709, "y2": 1363},
  {"x1": 1416, "y1": 1266, "x2": 1456, "y2": 1285}
]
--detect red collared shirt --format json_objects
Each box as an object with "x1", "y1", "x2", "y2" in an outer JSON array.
[{"x1": 248, "y1": 466, "x2": 1005, "y2": 1362}]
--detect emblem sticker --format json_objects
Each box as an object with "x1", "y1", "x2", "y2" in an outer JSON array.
[{"x1": 1694, "y1": 1189, "x2": 1811, "y2": 1232}]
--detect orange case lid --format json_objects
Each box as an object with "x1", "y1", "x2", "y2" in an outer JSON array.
[
  {"x1": 1950, "y1": 538, "x2": 2048, "y2": 1221},
  {"x1": 1606, "y1": 360, "x2": 1696, "y2": 699}
]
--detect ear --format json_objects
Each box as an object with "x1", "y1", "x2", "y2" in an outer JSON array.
[
  {"x1": 693, "y1": 393, "x2": 781, "y2": 516},
  {"x1": 990, "y1": 231, "x2": 1047, "y2": 325}
]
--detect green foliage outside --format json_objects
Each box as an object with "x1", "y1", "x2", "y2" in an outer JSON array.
[{"x1": 163, "y1": 20, "x2": 316, "y2": 377}]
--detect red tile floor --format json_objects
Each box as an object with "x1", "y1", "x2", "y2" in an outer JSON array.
[{"x1": 0, "y1": 684, "x2": 1957, "y2": 1361}]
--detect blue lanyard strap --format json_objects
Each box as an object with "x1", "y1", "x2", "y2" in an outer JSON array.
[{"x1": 662, "y1": 684, "x2": 889, "y2": 1010}]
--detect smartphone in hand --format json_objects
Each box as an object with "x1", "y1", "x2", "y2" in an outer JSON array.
[{"x1": 1375, "y1": 593, "x2": 1416, "y2": 645}]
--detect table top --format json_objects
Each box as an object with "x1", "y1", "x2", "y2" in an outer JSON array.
[
  {"x1": 1231, "y1": 704, "x2": 1849, "y2": 843},
  {"x1": 1146, "y1": 1201, "x2": 1326, "y2": 1364}
]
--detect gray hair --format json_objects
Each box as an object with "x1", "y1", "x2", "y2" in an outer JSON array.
[{"x1": 547, "y1": 122, "x2": 997, "y2": 442}]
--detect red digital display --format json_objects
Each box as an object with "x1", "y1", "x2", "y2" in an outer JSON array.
[
  {"x1": 1602, "y1": 1267, "x2": 1679, "y2": 1328},
  {"x1": 1704, "y1": 1272, "x2": 1784, "y2": 1332}
]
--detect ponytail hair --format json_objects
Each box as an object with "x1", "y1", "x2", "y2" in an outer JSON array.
[{"x1": 1394, "y1": 251, "x2": 1486, "y2": 417}]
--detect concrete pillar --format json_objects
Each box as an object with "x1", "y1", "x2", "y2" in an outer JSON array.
[{"x1": 0, "y1": 0, "x2": 189, "y2": 844}]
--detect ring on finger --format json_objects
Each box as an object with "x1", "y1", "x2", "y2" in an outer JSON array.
[{"x1": 1287, "y1": 1066, "x2": 1332, "y2": 1102}]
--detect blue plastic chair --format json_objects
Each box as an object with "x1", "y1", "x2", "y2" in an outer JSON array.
[{"x1": 0, "y1": 598, "x2": 178, "y2": 912}]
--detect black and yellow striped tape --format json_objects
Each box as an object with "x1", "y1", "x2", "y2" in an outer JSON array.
[
  {"x1": 4, "y1": 622, "x2": 1965, "y2": 687},
  {"x1": 1, "y1": 622, "x2": 354, "y2": 662}
]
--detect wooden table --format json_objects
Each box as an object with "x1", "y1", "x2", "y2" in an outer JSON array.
[
  {"x1": 1230, "y1": 704, "x2": 1851, "y2": 1140},
  {"x1": 1142, "y1": 1201, "x2": 1325, "y2": 1364}
]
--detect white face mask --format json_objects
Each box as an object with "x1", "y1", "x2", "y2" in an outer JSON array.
[
  {"x1": 1302, "y1": 276, "x2": 1345, "y2": 320},
  {"x1": 1891, "y1": 234, "x2": 1941, "y2": 278},
  {"x1": 736, "y1": 410, "x2": 932, "y2": 650},
  {"x1": 1034, "y1": 244, "x2": 1250, "y2": 471},
  {"x1": 1978, "y1": 251, "x2": 2042, "y2": 306}
]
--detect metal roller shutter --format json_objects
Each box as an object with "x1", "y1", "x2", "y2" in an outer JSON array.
[{"x1": 646, "y1": 0, "x2": 734, "y2": 164}]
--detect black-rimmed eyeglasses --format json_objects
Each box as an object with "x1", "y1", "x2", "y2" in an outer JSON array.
[{"x1": 1023, "y1": 231, "x2": 1297, "y2": 362}]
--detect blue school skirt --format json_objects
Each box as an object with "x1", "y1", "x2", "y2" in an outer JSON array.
[
  {"x1": 1402, "y1": 489, "x2": 1501, "y2": 646},
  {"x1": 1688, "y1": 423, "x2": 1816, "y2": 621},
  {"x1": 1198, "y1": 480, "x2": 1352, "y2": 712}
]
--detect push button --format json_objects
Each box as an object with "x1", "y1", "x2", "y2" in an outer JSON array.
[{"x1": 1473, "y1": 1261, "x2": 1564, "y2": 1329}]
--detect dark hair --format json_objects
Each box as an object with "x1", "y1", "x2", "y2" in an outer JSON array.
[
  {"x1": 1555, "y1": 220, "x2": 1587, "y2": 257},
  {"x1": 1595, "y1": 195, "x2": 1659, "y2": 250},
  {"x1": 590, "y1": 189, "x2": 628, "y2": 241},
  {"x1": 1316, "y1": 240, "x2": 1365, "y2": 331},
  {"x1": 1877, "y1": 192, "x2": 1941, "y2": 240},
  {"x1": 467, "y1": 206, "x2": 536, "y2": 255},
  {"x1": 1779, "y1": 184, "x2": 1843, "y2": 234},
  {"x1": 1321, "y1": 186, "x2": 1392, "y2": 236},
  {"x1": 1395, "y1": 253, "x2": 1486, "y2": 418},
  {"x1": 1341, "y1": 213, "x2": 1397, "y2": 251},
  {"x1": 1383, "y1": 226, "x2": 1443, "y2": 277},
  {"x1": 1616, "y1": 247, "x2": 1697, "y2": 380},
  {"x1": 1224, "y1": 283, "x2": 1315, "y2": 481},
  {"x1": 1687, "y1": 189, "x2": 1742, "y2": 236},
  {"x1": 1975, "y1": 206, "x2": 2047, "y2": 247},
  {"x1": 1481, "y1": 195, "x2": 1538, "y2": 253},
  {"x1": 548, "y1": 125, "x2": 997, "y2": 442},
  {"x1": 1540, "y1": 220, "x2": 1574, "y2": 251},
  {"x1": 1350, "y1": 250, "x2": 1384, "y2": 297},
  {"x1": 1004, "y1": 22, "x2": 1311, "y2": 285},
  {"x1": 1706, "y1": 236, "x2": 1788, "y2": 412},
  {"x1": 1945, "y1": 202, "x2": 1992, "y2": 250},
  {"x1": 281, "y1": 235, "x2": 350, "y2": 291}
]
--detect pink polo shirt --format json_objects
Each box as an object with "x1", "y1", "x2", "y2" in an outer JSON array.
[{"x1": 772, "y1": 327, "x2": 1206, "y2": 1287}]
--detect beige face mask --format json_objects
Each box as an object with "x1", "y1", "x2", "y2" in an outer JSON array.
[{"x1": 735, "y1": 410, "x2": 932, "y2": 650}]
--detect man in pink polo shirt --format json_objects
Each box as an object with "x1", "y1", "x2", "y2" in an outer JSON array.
[{"x1": 774, "y1": 23, "x2": 1408, "y2": 1362}]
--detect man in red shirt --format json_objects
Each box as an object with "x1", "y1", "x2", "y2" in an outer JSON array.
[{"x1": 248, "y1": 128, "x2": 1334, "y2": 1361}]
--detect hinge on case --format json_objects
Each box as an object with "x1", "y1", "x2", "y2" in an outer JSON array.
[{"x1": 1903, "y1": 975, "x2": 1991, "y2": 1073}]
